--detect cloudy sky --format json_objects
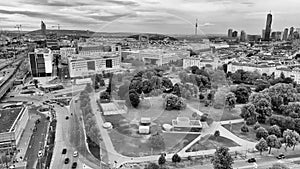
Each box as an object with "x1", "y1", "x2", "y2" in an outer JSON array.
[{"x1": 0, "y1": 0, "x2": 300, "y2": 35}]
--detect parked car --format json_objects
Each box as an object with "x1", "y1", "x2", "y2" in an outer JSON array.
[
  {"x1": 65, "y1": 116, "x2": 69, "y2": 120},
  {"x1": 247, "y1": 158, "x2": 256, "y2": 163},
  {"x1": 72, "y1": 162, "x2": 77, "y2": 168},
  {"x1": 62, "y1": 148, "x2": 67, "y2": 154},
  {"x1": 277, "y1": 154, "x2": 285, "y2": 159},
  {"x1": 38, "y1": 150, "x2": 43, "y2": 157},
  {"x1": 73, "y1": 151, "x2": 78, "y2": 157},
  {"x1": 64, "y1": 158, "x2": 69, "y2": 164}
]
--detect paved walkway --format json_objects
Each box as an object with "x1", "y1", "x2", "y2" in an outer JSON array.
[
  {"x1": 220, "y1": 119, "x2": 244, "y2": 125},
  {"x1": 16, "y1": 114, "x2": 39, "y2": 161}
]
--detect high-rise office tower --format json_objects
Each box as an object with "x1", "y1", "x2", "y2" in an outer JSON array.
[
  {"x1": 289, "y1": 27, "x2": 294, "y2": 40},
  {"x1": 228, "y1": 29, "x2": 233, "y2": 38},
  {"x1": 262, "y1": 29, "x2": 266, "y2": 39},
  {"x1": 232, "y1": 31, "x2": 238, "y2": 38},
  {"x1": 264, "y1": 13, "x2": 272, "y2": 41},
  {"x1": 282, "y1": 28, "x2": 289, "y2": 41},
  {"x1": 41, "y1": 21, "x2": 46, "y2": 36},
  {"x1": 240, "y1": 30, "x2": 246, "y2": 42}
]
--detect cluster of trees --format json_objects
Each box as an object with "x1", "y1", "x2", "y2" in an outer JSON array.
[
  {"x1": 178, "y1": 67, "x2": 211, "y2": 91},
  {"x1": 240, "y1": 83, "x2": 299, "y2": 125},
  {"x1": 231, "y1": 85, "x2": 251, "y2": 104},
  {"x1": 229, "y1": 69, "x2": 296, "y2": 88},
  {"x1": 99, "y1": 73, "x2": 114, "y2": 103},
  {"x1": 144, "y1": 153, "x2": 181, "y2": 169},
  {"x1": 229, "y1": 69, "x2": 261, "y2": 85},
  {"x1": 79, "y1": 86, "x2": 101, "y2": 145},
  {"x1": 163, "y1": 94, "x2": 187, "y2": 110},
  {"x1": 255, "y1": 126, "x2": 300, "y2": 154},
  {"x1": 225, "y1": 92, "x2": 237, "y2": 110},
  {"x1": 211, "y1": 146, "x2": 234, "y2": 169},
  {"x1": 92, "y1": 73, "x2": 105, "y2": 90}
]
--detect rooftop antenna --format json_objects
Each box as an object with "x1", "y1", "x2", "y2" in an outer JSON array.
[{"x1": 195, "y1": 19, "x2": 198, "y2": 35}]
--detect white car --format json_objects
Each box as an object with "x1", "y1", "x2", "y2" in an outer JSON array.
[
  {"x1": 38, "y1": 150, "x2": 43, "y2": 157},
  {"x1": 73, "y1": 151, "x2": 78, "y2": 157}
]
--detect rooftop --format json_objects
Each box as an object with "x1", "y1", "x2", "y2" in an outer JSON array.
[{"x1": 0, "y1": 108, "x2": 22, "y2": 133}]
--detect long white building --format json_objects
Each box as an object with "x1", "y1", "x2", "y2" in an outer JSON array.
[
  {"x1": 68, "y1": 52, "x2": 121, "y2": 78},
  {"x1": 0, "y1": 107, "x2": 29, "y2": 150}
]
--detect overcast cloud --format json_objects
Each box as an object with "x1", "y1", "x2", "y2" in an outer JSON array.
[{"x1": 0, "y1": 0, "x2": 299, "y2": 35}]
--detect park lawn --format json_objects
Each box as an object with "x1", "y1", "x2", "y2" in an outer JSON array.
[
  {"x1": 108, "y1": 129, "x2": 199, "y2": 157},
  {"x1": 186, "y1": 135, "x2": 239, "y2": 152},
  {"x1": 111, "y1": 96, "x2": 196, "y2": 125},
  {"x1": 222, "y1": 122, "x2": 270, "y2": 142},
  {"x1": 187, "y1": 99, "x2": 242, "y2": 121}
]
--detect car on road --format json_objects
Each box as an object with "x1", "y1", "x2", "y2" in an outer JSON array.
[
  {"x1": 73, "y1": 151, "x2": 78, "y2": 157},
  {"x1": 71, "y1": 162, "x2": 77, "y2": 168},
  {"x1": 64, "y1": 158, "x2": 69, "y2": 164},
  {"x1": 247, "y1": 158, "x2": 256, "y2": 163},
  {"x1": 277, "y1": 154, "x2": 285, "y2": 159},
  {"x1": 62, "y1": 148, "x2": 67, "y2": 154},
  {"x1": 38, "y1": 150, "x2": 43, "y2": 157},
  {"x1": 65, "y1": 116, "x2": 69, "y2": 120}
]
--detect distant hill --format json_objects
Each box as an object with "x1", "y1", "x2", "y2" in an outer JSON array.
[
  {"x1": 127, "y1": 33, "x2": 178, "y2": 41},
  {"x1": 27, "y1": 29, "x2": 95, "y2": 37}
]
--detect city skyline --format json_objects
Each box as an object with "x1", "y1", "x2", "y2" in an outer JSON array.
[{"x1": 1, "y1": 0, "x2": 300, "y2": 35}]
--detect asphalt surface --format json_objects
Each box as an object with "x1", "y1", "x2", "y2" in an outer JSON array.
[{"x1": 24, "y1": 112, "x2": 48, "y2": 169}]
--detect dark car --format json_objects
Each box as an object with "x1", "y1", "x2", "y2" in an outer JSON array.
[
  {"x1": 65, "y1": 116, "x2": 69, "y2": 120},
  {"x1": 62, "y1": 148, "x2": 67, "y2": 154},
  {"x1": 247, "y1": 158, "x2": 256, "y2": 163},
  {"x1": 277, "y1": 154, "x2": 285, "y2": 159},
  {"x1": 72, "y1": 162, "x2": 77, "y2": 168},
  {"x1": 64, "y1": 158, "x2": 69, "y2": 164}
]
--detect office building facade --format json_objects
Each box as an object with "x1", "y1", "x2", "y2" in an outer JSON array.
[
  {"x1": 264, "y1": 13, "x2": 272, "y2": 41},
  {"x1": 282, "y1": 28, "x2": 289, "y2": 41},
  {"x1": 28, "y1": 48, "x2": 53, "y2": 77}
]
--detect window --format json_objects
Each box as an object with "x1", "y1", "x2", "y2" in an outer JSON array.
[{"x1": 106, "y1": 59, "x2": 112, "y2": 68}]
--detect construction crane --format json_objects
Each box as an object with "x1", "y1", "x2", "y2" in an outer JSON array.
[
  {"x1": 14, "y1": 24, "x2": 22, "y2": 39},
  {"x1": 51, "y1": 24, "x2": 61, "y2": 30}
]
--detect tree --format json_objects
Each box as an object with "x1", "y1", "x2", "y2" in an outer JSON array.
[
  {"x1": 256, "y1": 127, "x2": 269, "y2": 140},
  {"x1": 266, "y1": 135, "x2": 281, "y2": 154},
  {"x1": 240, "y1": 103, "x2": 257, "y2": 125},
  {"x1": 267, "y1": 83, "x2": 297, "y2": 105},
  {"x1": 148, "y1": 133, "x2": 165, "y2": 150},
  {"x1": 158, "y1": 154, "x2": 166, "y2": 168},
  {"x1": 241, "y1": 124, "x2": 249, "y2": 133},
  {"x1": 129, "y1": 90, "x2": 140, "y2": 108},
  {"x1": 249, "y1": 93, "x2": 271, "y2": 107},
  {"x1": 211, "y1": 146, "x2": 234, "y2": 169},
  {"x1": 271, "y1": 95, "x2": 284, "y2": 112},
  {"x1": 164, "y1": 94, "x2": 186, "y2": 110},
  {"x1": 225, "y1": 92, "x2": 236, "y2": 110},
  {"x1": 256, "y1": 98, "x2": 272, "y2": 123},
  {"x1": 161, "y1": 77, "x2": 173, "y2": 89},
  {"x1": 255, "y1": 138, "x2": 268, "y2": 155},
  {"x1": 145, "y1": 163, "x2": 159, "y2": 169},
  {"x1": 171, "y1": 154, "x2": 181, "y2": 166},
  {"x1": 85, "y1": 83, "x2": 93, "y2": 93},
  {"x1": 33, "y1": 79, "x2": 39, "y2": 88},
  {"x1": 214, "y1": 130, "x2": 220, "y2": 139},
  {"x1": 172, "y1": 83, "x2": 181, "y2": 97},
  {"x1": 268, "y1": 125, "x2": 282, "y2": 138},
  {"x1": 283, "y1": 129, "x2": 300, "y2": 150},
  {"x1": 231, "y1": 85, "x2": 251, "y2": 104},
  {"x1": 142, "y1": 79, "x2": 153, "y2": 94}
]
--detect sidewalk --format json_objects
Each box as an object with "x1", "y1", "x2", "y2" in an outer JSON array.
[{"x1": 16, "y1": 114, "x2": 39, "y2": 162}]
